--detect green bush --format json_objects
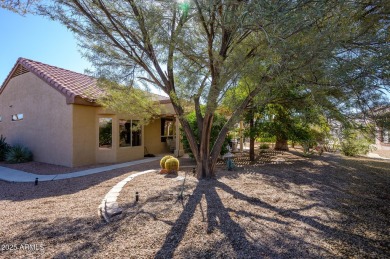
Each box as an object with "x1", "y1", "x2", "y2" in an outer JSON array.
[
  {"x1": 256, "y1": 136, "x2": 276, "y2": 143},
  {"x1": 259, "y1": 143, "x2": 270, "y2": 149},
  {"x1": 181, "y1": 111, "x2": 231, "y2": 158},
  {"x1": 5, "y1": 145, "x2": 33, "y2": 163},
  {"x1": 341, "y1": 140, "x2": 371, "y2": 156},
  {"x1": 0, "y1": 135, "x2": 11, "y2": 161},
  {"x1": 341, "y1": 129, "x2": 372, "y2": 156}
]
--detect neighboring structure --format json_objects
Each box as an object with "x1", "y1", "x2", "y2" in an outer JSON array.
[
  {"x1": 374, "y1": 106, "x2": 390, "y2": 151},
  {"x1": 0, "y1": 58, "x2": 183, "y2": 167}
]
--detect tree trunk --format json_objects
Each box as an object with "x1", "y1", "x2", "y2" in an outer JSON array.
[
  {"x1": 249, "y1": 116, "x2": 255, "y2": 161},
  {"x1": 275, "y1": 137, "x2": 289, "y2": 151},
  {"x1": 196, "y1": 113, "x2": 214, "y2": 179},
  {"x1": 173, "y1": 78, "x2": 270, "y2": 180}
]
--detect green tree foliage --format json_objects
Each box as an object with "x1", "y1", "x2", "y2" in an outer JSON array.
[
  {"x1": 254, "y1": 103, "x2": 330, "y2": 151},
  {"x1": 0, "y1": 0, "x2": 38, "y2": 14},
  {"x1": 340, "y1": 128, "x2": 373, "y2": 156},
  {"x1": 181, "y1": 111, "x2": 231, "y2": 158},
  {"x1": 35, "y1": 0, "x2": 389, "y2": 178},
  {"x1": 96, "y1": 80, "x2": 161, "y2": 125}
]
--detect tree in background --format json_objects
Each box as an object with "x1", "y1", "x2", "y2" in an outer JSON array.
[{"x1": 252, "y1": 103, "x2": 330, "y2": 151}]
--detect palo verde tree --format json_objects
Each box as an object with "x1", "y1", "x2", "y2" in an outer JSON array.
[
  {"x1": 35, "y1": 0, "x2": 389, "y2": 178},
  {"x1": 0, "y1": 0, "x2": 38, "y2": 14}
]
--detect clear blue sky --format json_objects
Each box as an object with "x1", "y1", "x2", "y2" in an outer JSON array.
[{"x1": 0, "y1": 8, "x2": 92, "y2": 84}]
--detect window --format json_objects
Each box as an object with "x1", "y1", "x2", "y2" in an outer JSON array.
[
  {"x1": 99, "y1": 118, "x2": 112, "y2": 148},
  {"x1": 119, "y1": 119, "x2": 141, "y2": 147},
  {"x1": 119, "y1": 120, "x2": 131, "y2": 147},
  {"x1": 161, "y1": 118, "x2": 175, "y2": 142},
  {"x1": 12, "y1": 113, "x2": 23, "y2": 121},
  {"x1": 383, "y1": 129, "x2": 389, "y2": 144}
]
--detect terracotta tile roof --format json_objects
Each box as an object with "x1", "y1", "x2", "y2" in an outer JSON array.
[
  {"x1": 0, "y1": 58, "x2": 171, "y2": 106},
  {"x1": 149, "y1": 93, "x2": 171, "y2": 103},
  {"x1": 0, "y1": 58, "x2": 104, "y2": 104}
]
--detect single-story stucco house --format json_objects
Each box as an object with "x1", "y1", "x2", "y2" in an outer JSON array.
[{"x1": 0, "y1": 58, "x2": 183, "y2": 167}]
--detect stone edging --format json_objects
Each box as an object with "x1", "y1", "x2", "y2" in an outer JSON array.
[{"x1": 98, "y1": 169, "x2": 157, "y2": 222}]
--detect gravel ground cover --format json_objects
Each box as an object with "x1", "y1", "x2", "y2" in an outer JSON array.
[{"x1": 0, "y1": 150, "x2": 389, "y2": 258}]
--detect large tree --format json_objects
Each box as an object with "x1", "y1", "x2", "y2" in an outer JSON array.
[
  {"x1": 34, "y1": 0, "x2": 389, "y2": 178},
  {"x1": 1, "y1": 0, "x2": 38, "y2": 14}
]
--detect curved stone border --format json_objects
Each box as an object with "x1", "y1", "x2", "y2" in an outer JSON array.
[{"x1": 98, "y1": 169, "x2": 157, "y2": 222}]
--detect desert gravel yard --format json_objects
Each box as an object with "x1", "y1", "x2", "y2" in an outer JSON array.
[{"x1": 0, "y1": 150, "x2": 389, "y2": 258}]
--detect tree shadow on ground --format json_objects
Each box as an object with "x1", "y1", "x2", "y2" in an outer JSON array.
[
  {"x1": 154, "y1": 181, "x2": 276, "y2": 258},
  {"x1": 155, "y1": 150, "x2": 389, "y2": 258},
  {"x1": 0, "y1": 216, "x2": 118, "y2": 258},
  {"x1": 154, "y1": 179, "x2": 346, "y2": 258},
  {"x1": 2, "y1": 152, "x2": 389, "y2": 258}
]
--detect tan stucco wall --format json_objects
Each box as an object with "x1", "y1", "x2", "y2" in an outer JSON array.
[
  {"x1": 0, "y1": 72, "x2": 73, "y2": 166},
  {"x1": 72, "y1": 105, "x2": 97, "y2": 166},
  {"x1": 144, "y1": 118, "x2": 170, "y2": 155}
]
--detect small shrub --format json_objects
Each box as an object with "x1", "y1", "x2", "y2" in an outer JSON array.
[
  {"x1": 165, "y1": 157, "x2": 179, "y2": 173},
  {"x1": 341, "y1": 129, "x2": 372, "y2": 156},
  {"x1": 300, "y1": 140, "x2": 316, "y2": 156},
  {"x1": 256, "y1": 136, "x2": 276, "y2": 143},
  {"x1": 341, "y1": 141, "x2": 370, "y2": 156},
  {"x1": 0, "y1": 135, "x2": 11, "y2": 161},
  {"x1": 259, "y1": 143, "x2": 270, "y2": 149},
  {"x1": 5, "y1": 145, "x2": 33, "y2": 163},
  {"x1": 160, "y1": 155, "x2": 174, "y2": 169}
]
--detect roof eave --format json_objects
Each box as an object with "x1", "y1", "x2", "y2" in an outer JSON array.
[
  {"x1": 0, "y1": 57, "x2": 24, "y2": 96},
  {"x1": 67, "y1": 95, "x2": 101, "y2": 106}
]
